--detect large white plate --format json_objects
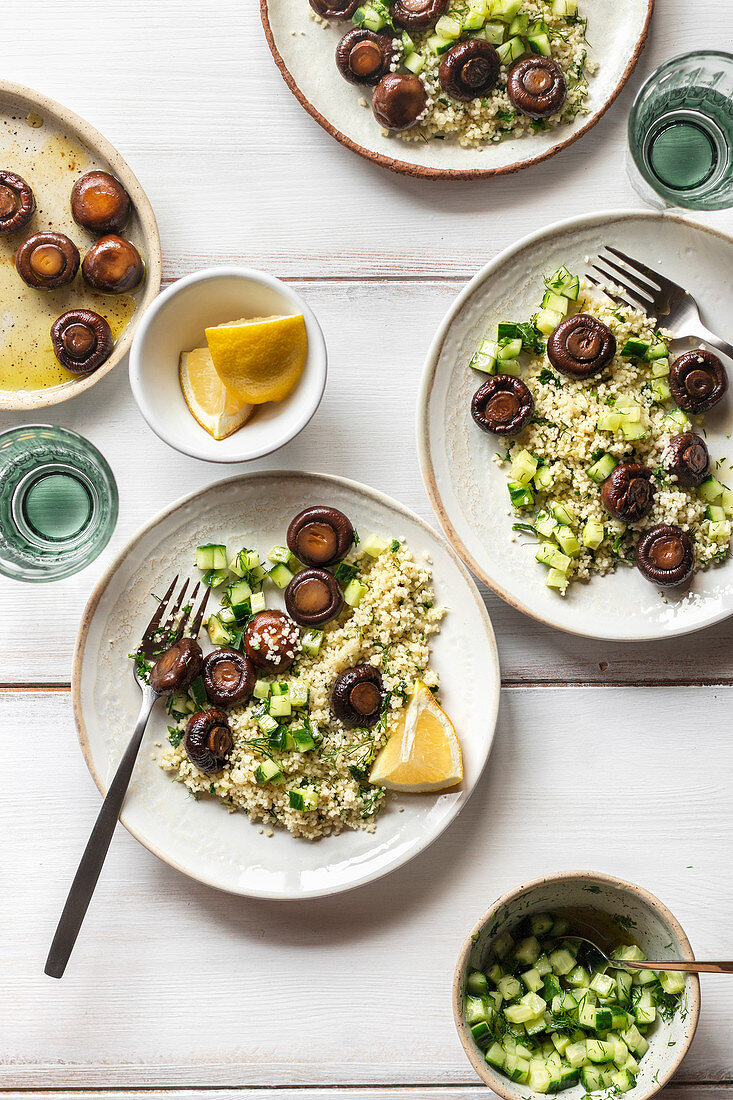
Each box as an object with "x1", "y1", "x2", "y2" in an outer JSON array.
[
  {"x1": 418, "y1": 211, "x2": 733, "y2": 641},
  {"x1": 261, "y1": 0, "x2": 653, "y2": 180},
  {"x1": 73, "y1": 471, "x2": 500, "y2": 899}
]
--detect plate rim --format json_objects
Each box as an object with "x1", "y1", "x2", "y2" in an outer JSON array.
[
  {"x1": 417, "y1": 208, "x2": 733, "y2": 642},
  {"x1": 72, "y1": 469, "x2": 501, "y2": 900},
  {"x1": 0, "y1": 77, "x2": 162, "y2": 410},
  {"x1": 259, "y1": 0, "x2": 655, "y2": 181}
]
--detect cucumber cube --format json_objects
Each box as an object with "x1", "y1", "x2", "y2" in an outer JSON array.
[
  {"x1": 435, "y1": 14, "x2": 462, "y2": 37},
  {"x1": 536, "y1": 542, "x2": 571, "y2": 572},
  {"x1": 253, "y1": 679, "x2": 270, "y2": 701},
  {"x1": 206, "y1": 614, "x2": 232, "y2": 647},
  {"x1": 522, "y1": 968, "x2": 544, "y2": 994},
  {"x1": 504, "y1": 1002, "x2": 535, "y2": 1024},
  {"x1": 498, "y1": 336, "x2": 523, "y2": 360},
  {"x1": 621, "y1": 337, "x2": 651, "y2": 359},
  {"x1": 250, "y1": 591, "x2": 267, "y2": 613},
  {"x1": 301, "y1": 628, "x2": 324, "y2": 656},
  {"x1": 504, "y1": 1053, "x2": 530, "y2": 1083},
  {"x1": 268, "y1": 544, "x2": 297, "y2": 568},
  {"x1": 289, "y1": 727, "x2": 315, "y2": 753},
  {"x1": 496, "y1": 35, "x2": 525, "y2": 65},
  {"x1": 533, "y1": 465, "x2": 553, "y2": 492},
  {"x1": 549, "y1": 499, "x2": 574, "y2": 526},
  {"x1": 511, "y1": 448, "x2": 539, "y2": 485},
  {"x1": 611, "y1": 1068, "x2": 635, "y2": 1093},
  {"x1": 546, "y1": 567, "x2": 568, "y2": 591},
  {"x1": 493, "y1": 931, "x2": 514, "y2": 958},
  {"x1": 597, "y1": 409, "x2": 622, "y2": 432},
  {"x1": 403, "y1": 51, "x2": 425, "y2": 74},
  {"x1": 269, "y1": 694, "x2": 291, "y2": 718},
  {"x1": 470, "y1": 338, "x2": 498, "y2": 374},
  {"x1": 527, "y1": 31, "x2": 551, "y2": 56},
  {"x1": 490, "y1": 0, "x2": 522, "y2": 18},
  {"x1": 536, "y1": 307, "x2": 564, "y2": 335},
  {"x1": 195, "y1": 543, "x2": 227, "y2": 570},
  {"x1": 663, "y1": 408, "x2": 691, "y2": 432},
  {"x1": 268, "y1": 562, "x2": 294, "y2": 589},
  {"x1": 481, "y1": 20, "x2": 505, "y2": 42},
  {"x1": 646, "y1": 340, "x2": 669, "y2": 360},
  {"x1": 566, "y1": 1040, "x2": 587, "y2": 1068},
  {"x1": 660, "y1": 970, "x2": 686, "y2": 995},
  {"x1": 552, "y1": 0, "x2": 577, "y2": 14},
  {"x1": 288, "y1": 788, "x2": 318, "y2": 811},
  {"x1": 651, "y1": 357, "x2": 670, "y2": 377},
  {"x1": 462, "y1": 9, "x2": 486, "y2": 29},
  {"x1": 535, "y1": 510, "x2": 557, "y2": 538},
  {"x1": 556, "y1": 524, "x2": 581, "y2": 556},
  {"x1": 650, "y1": 377, "x2": 671, "y2": 403},
  {"x1": 289, "y1": 680, "x2": 310, "y2": 708},
  {"x1": 699, "y1": 475, "x2": 724, "y2": 502},
  {"x1": 254, "y1": 759, "x2": 283, "y2": 785},
  {"x1": 550, "y1": 948, "x2": 576, "y2": 976},
  {"x1": 362, "y1": 533, "x2": 390, "y2": 557},
  {"x1": 344, "y1": 579, "x2": 367, "y2": 606},
  {"x1": 589, "y1": 972, "x2": 616, "y2": 998},
  {"x1": 497, "y1": 974, "x2": 522, "y2": 1000},
  {"x1": 582, "y1": 518, "x2": 604, "y2": 550},
  {"x1": 427, "y1": 34, "x2": 453, "y2": 55},
  {"x1": 485, "y1": 1042, "x2": 506, "y2": 1069},
  {"x1": 467, "y1": 971, "x2": 490, "y2": 996},
  {"x1": 721, "y1": 489, "x2": 733, "y2": 516},
  {"x1": 465, "y1": 993, "x2": 490, "y2": 1023},
  {"x1": 508, "y1": 480, "x2": 534, "y2": 510},
  {"x1": 508, "y1": 11, "x2": 529, "y2": 34},
  {"x1": 621, "y1": 420, "x2": 646, "y2": 441}
]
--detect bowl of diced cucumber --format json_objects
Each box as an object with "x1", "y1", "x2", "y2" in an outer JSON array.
[{"x1": 453, "y1": 871, "x2": 700, "y2": 1099}]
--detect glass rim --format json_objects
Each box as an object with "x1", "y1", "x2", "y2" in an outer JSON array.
[{"x1": 631, "y1": 49, "x2": 733, "y2": 118}]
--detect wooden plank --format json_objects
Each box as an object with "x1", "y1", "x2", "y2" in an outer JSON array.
[
  {"x1": 1, "y1": 1090, "x2": 731, "y2": 1100},
  {"x1": 2, "y1": 686, "x2": 731, "y2": 1088}
]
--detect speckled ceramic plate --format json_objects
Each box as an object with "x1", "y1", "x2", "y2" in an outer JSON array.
[
  {"x1": 260, "y1": 0, "x2": 653, "y2": 180},
  {"x1": 72, "y1": 471, "x2": 500, "y2": 900},
  {"x1": 0, "y1": 79, "x2": 161, "y2": 409},
  {"x1": 418, "y1": 210, "x2": 733, "y2": 641}
]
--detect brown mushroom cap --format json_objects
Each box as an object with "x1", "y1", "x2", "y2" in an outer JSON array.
[
  {"x1": 243, "y1": 609, "x2": 301, "y2": 673},
  {"x1": 71, "y1": 170, "x2": 131, "y2": 234},
  {"x1": 331, "y1": 664, "x2": 384, "y2": 728},
  {"x1": 669, "y1": 349, "x2": 728, "y2": 414},
  {"x1": 507, "y1": 56, "x2": 567, "y2": 119},
  {"x1": 439, "y1": 40, "x2": 500, "y2": 101},
  {"x1": 663, "y1": 433, "x2": 710, "y2": 488},
  {"x1": 50, "y1": 309, "x2": 114, "y2": 375},
  {"x1": 15, "y1": 231, "x2": 80, "y2": 290},
  {"x1": 471, "y1": 375, "x2": 534, "y2": 436},
  {"x1": 636, "y1": 524, "x2": 694, "y2": 588},
  {"x1": 202, "y1": 647, "x2": 256, "y2": 708},
  {"x1": 285, "y1": 568, "x2": 344, "y2": 627},
  {"x1": 547, "y1": 314, "x2": 616, "y2": 380},
  {"x1": 372, "y1": 73, "x2": 428, "y2": 132},
  {"x1": 309, "y1": 0, "x2": 360, "y2": 17},
  {"x1": 149, "y1": 637, "x2": 203, "y2": 695},
  {"x1": 0, "y1": 170, "x2": 36, "y2": 235},
  {"x1": 287, "y1": 506, "x2": 354, "y2": 567},
  {"x1": 184, "y1": 707, "x2": 233, "y2": 774},
  {"x1": 336, "y1": 28, "x2": 396, "y2": 86},
  {"x1": 82, "y1": 234, "x2": 144, "y2": 294},
  {"x1": 600, "y1": 461, "x2": 655, "y2": 523},
  {"x1": 392, "y1": 0, "x2": 448, "y2": 30}
]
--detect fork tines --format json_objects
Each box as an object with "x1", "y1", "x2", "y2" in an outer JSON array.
[
  {"x1": 586, "y1": 245, "x2": 665, "y2": 317},
  {"x1": 140, "y1": 575, "x2": 211, "y2": 652}
]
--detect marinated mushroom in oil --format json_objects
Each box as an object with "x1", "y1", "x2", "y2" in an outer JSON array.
[
  {"x1": 669, "y1": 349, "x2": 728, "y2": 414},
  {"x1": 471, "y1": 375, "x2": 534, "y2": 436},
  {"x1": 372, "y1": 73, "x2": 428, "y2": 131},
  {"x1": 71, "y1": 170, "x2": 131, "y2": 234},
  {"x1": 332, "y1": 664, "x2": 384, "y2": 728},
  {"x1": 287, "y1": 506, "x2": 354, "y2": 568},
  {"x1": 663, "y1": 433, "x2": 710, "y2": 488},
  {"x1": 50, "y1": 309, "x2": 114, "y2": 374},
  {"x1": 285, "y1": 568, "x2": 344, "y2": 627},
  {"x1": 547, "y1": 314, "x2": 616, "y2": 380},
  {"x1": 309, "y1": 0, "x2": 360, "y2": 17},
  {"x1": 15, "y1": 231, "x2": 80, "y2": 290},
  {"x1": 636, "y1": 524, "x2": 694, "y2": 588},
  {"x1": 392, "y1": 0, "x2": 448, "y2": 29},
  {"x1": 0, "y1": 170, "x2": 35, "y2": 235},
  {"x1": 184, "y1": 707, "x2": 233, "y2": 774},
  {"x1": 82, "y1": 234, "x2": 144, "y2": 293},
  {"x1": 148, "y1": 637, "x2": 203, "y2": 695},
  {"x1": 600, "y1": 461, "x2": 655, "y2": 523},
  {"x1": 202, "y1": 647, "x2": 256, "y2": 708},
  {"x1": 336, "y1": 28, "x2": 395, "y2": 85},
  {"x1": 439, "y1": 40, "x2": 500, "y2": 101},
  {"x1": 507, "y1": 56, "x2": 567, "y2": 119},
  {"x1": 243, "y1": 609, "x2": 301, "y2": 673}
]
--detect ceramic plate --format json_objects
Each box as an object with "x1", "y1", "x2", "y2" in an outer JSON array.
[
  {"x1": 0, "y1": 79, "x2": 161, "y2": 409},
  {"x1": 418, "y1": 211, "x2": 733, "y2": 641},
  {"x1": 73, "y1": 471, "x2": 500, "y2": 900},
  {"x1": 260, "y1": 0, "x2": 653, "y2": 180}
]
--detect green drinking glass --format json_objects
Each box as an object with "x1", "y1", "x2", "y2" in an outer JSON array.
[
  {"x1": 0, "y1": 424, "x2": 118, "y2": 582},
  {"x1": 628, "y1": 50, "x2": 733, "y2": 211}
]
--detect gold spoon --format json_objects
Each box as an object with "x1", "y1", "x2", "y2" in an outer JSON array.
[{"x1": 563, "y1": 936, "x2": 733, "y2": 975}]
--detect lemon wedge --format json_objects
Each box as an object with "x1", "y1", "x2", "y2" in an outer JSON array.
[
  {"x1": 369, "y1": 680, "x2": 462, "y2": 793},
  {"x1": 179, "y1": 347, "x2": 254, "y2": 441},
  {"x1": 205, "y1": 314, "x2": 307, "y2": 404}
]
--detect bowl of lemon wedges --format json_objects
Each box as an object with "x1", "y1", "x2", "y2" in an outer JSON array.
[{"x1": 129, "y1": 267, "x2": 327, "y2": 462}]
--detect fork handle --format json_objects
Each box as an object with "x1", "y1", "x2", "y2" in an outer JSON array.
[
  {"x1": 690, "y1": 323, "x2": 733, "y2": 364},
  {"x1": 44, "y1": 688, "x2": 157, "y2": 979},
  {"x1": 618, "y1": 960, "x2": 733, "y2": 974}
]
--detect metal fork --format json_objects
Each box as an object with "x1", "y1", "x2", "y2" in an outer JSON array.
[
  {"x1": 586, "y1": 245, "x2": 733, "y2": 362},
  {"x1": 45, "y1": 576, "x2": 210, "y2": 979}
]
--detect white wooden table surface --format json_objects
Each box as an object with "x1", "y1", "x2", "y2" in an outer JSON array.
[{"x1": 2, "y1": 1, "x2": 733, "y2": 1097}]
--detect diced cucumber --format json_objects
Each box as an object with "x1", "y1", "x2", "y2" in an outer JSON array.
[
  {"x1": 468, "y1": 971, "x2": 490, "y2": 996},
  {"x1": 650, "y1": 377, "x2": 671, "y2": 403},
  {"x1": 435, "y1": 14, "x2": 462, "y2": 37},
  {"x1": 589, "y1": 972, "x2": 616, "y2": 998},
  {"x1": 496, "y1": 35, "x2": 525, "y2": 64},
  {"x1": 646, "y1": 340, "x2": 669, "y2": 361},
  {"x1": 498, "y1": 336, "x2": 523, "y2": 360},
  {"x1": 504, "y1": 1052, "x2": 530, "y2": 1083},
  {"x1": 497, "y1": 974, "x2": 522, "y2": 1000},
  {"x1": 508, "y1": 11, "x2": 529, "y2": 34},
  {"x1": 534, "y1": 465, "x2": 554, "y2": 492},
  {"x1": 546, "y1": 266, "x2": 580, "y2": 301},
  {"x1": 616, "y1": 971, "x2": 633, "y2": 1006},
  {"x1": 253, "y1": 679, "x2": 270, "y2": 701},
  {"x1": 536, "y1": 307, "x2": 564, "y2": 335},
  {"x1": 528, "y1": 1065, "x2": 550, "y2": 1094},
  {"x1": 710, "y1": 519, "x2": 731, "y2": 542},
  {"x1": 721, "y1": 489, "x2": 733, "y2": 516},
  {"x1": 362, "y1": 533, "x2": 390, "y2": 557},
  {"x1": 268, "y1": 544, "x2": 299, "y2": 569},
  {"x1": 543, "y1": 973, "x2": 562, "y2": 1001},
  {"x1": 536, "y1": 542, "x2": 571, "y2": 572},
  {"x1": 253, "y1": 758, "x2": 283, "y2": 785},
  {"x1": 490, "y1": 0, "x2": 522, "y2": 19},
  {"x1": 485, "y1": 1041, "x2": 506, "y2": 1069},
  {"x1": 549, "y1": 500, "x2": 574, "y2": 526},
  {"x1": 612, "y1": 944, "x2": 646, "y2": 963},
  {"x1": 522, "y1": 967, "x2": 544, "y2": 994},
  {"x1": 612, "y1": 1068, "x2": 635, "y2": 1093},
  {"x1": 541, "y1": 290, "x2": 570, "y2": 315},
  {"x1": 550, "y1": 948, "x2": 576, "y2": 976},
  {"x1": 556, "y1": 525, "x2": 581, "y2": 557},
  {"x1": 206, "y1": 614, "x2": 232, "y2": 646},
  {"x1": 516, "y1": 939, "x2": 542, "y2": 967},
  {"x1": 427, "y1": 33, "x2": 453, "y2": 54},
  {"x1": 470, "y1": 338, "x2": 499, "y2": 374},
  {"x1": 596, "y1": 409, "x2": 622, "y2": 432},
  {"x1": 508, "y1": 481, "x2": 534, "y2": 510},
  {"x1": 301, "y1": 628, "x2": 324, "y2": 656},
  {"x1": 582, "y1": 519, "x2": 605, "y2": 550},
  {"x1": 289, "y1": 680, "x2": 310, "y2": 708},
  {"x1": 494, "y1": 931, "x2": 514, "y2": 958},
  {"x1": 268, "y1": 562, "x2": 294, "y2": 589},
  {"x1": 566, "y1": 1041, "x2": 587, "y2": 1069},
  {"x1": 195, "y1": 543, "x2": 227, "y2": 570},
  {"x1": 343, "y1": 579, "x2": 367, "y2": 606},
  {"x1": 699, "y1": 475, "x2": 724, "y2": 502},
  {"x1": 250, "y1": 591, "x2": 266, "y2": 613},
  {"x1": 621, "y1": 337, "x2": 651, "y2": 359},
  {"x1": 511, "y1": 448, "x2": 539, "y2": 485},
  {"x1": 651, "y1": 357, "x2": 670, "y2": 377},
  {"x1": 707, "y1": 504, "x2": 726, "y2": 522},
  {"x1": 567, "y1": 964, "x2": 590, "y2": 988},
  {"x1": 291, "y1": 727, "x2": 316, "y2": 752},
  {"x1": 202, "y1": 567, "x2": 229, "y2": 588},
  {"x1": 621, "y1": 420, "x2": 646, "y2": 441},
  {"x1": 586, "y1": 1038, "x2": 616, "y2": 1063},
  {"x1": 481, "y1": 20, "x2": 505, "y2": 43},
  {"x1": 546, "y1": 567, "x2": 568, "y2": 591},
  {"x1": 535, "y1": 510, "x2": 557, "y2": 538},
  {"x1": 288, "y1": 788, "x2": 318, "y2": 811},
  {"x1": 552, "y1": 0, "x2": 577, "y2": 15},
  {"x1": 663, "y1": 408, "x2": 691, "y2": 432},
  {"x1": 403, "y1": 51, "x2": 425, "y2": 74},
  {"x1": 462, "y1": 8, "x2": 486, "y2": 29},
  {"x1": 527, "y1": 31, "x2": 551, "y2": 56},
  {"x1": 269, "y1": 694, "x2": 291, "y2": 718}
]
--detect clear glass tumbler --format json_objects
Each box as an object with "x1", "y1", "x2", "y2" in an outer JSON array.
[
  {"x1": 628, "y1": 50, "x2": 733, "y2": 211},
  {"x1": 0, "y1": 424, "x2": 118, "y2": 582}
]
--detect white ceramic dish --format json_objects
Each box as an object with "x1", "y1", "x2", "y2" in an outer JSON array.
[
  {"x1": 129, "y1": 267, "x2": 327, "y2": 463},
  {"x1": 260, "y1": 0, "x2": 653, "y2": 181},
  {"x1": 453, "y1": 871, "x2": 701, "y2": 1100},
  {"x1": 418, "y1": 210, "x2": 733, "y2": 641},
  {"x1": 72, "y1": 471, "x2": 500, "y2": 900}
]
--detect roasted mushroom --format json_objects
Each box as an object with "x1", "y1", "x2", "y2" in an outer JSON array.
[
  {"x1": 243, "y1": 609, "x2": 301, "y2": 673},
  {"x1": 149, "y1": 637, "x2": 203, "y2": 695},
  {"x1": 372, "y1": 73, "x2": 428, "y2": 131},
  {"x1": 471, "y1": 375, "x2": 534, "y2": 436},
  {"x1": 309, "y1": 0, "x2": 360, "y2": 17},
  {"x1": 0, "y1": 170, "x2": 35, "y2": 235},
  {"x1": 285, "y1": 568, "x2": 344, "y2": 627},
  {"x1": 600, "y1": 461, "x2": 655, "y2": 523},
  {"x1": 663, "y1": 433, "x2": 710, "y2": 488},
  {"x1": 336, "y1": 28, "x2": 395, "y2": 85},
  {"x1": 669, "y1": 349, "x2": 728, "y2": 414},
  {"x1": 184, "y1": 707, "x2": 233, "y2": 774},
  {"x1": 15, "y1": 232, "x2": 80, "y2": 290},
  {"x1": 71, "y1": 170, "x2": 131, "y2": 234},
  {"x1": 439, "y1": 40, "x2": 500, "y2": 101},
  {"x1": 507, "y1": 56, "x2": 567, "y2": 119},
  {"x1": 50, "y1": 309, "x2": 114, "y2": 374},
  {"x1": 82, "y1": 234, "x2": 144, "y2": 293},
  {"x1": 392, "y1": 0, "x2": 448, "y2": 29},
  {"x1": 332, "y1": 664, "x2": 384, "y2": 728},
  {"x1": 636, "y1": 524, "x2": 694, "y2": 588},
  {"x1": 202, "y1": 647, "x2": 256, "y2": 708},
  {"x1": 547, "y1": 314, "x2": 616, "y2": 380},
  {"x1": 287, "y1": 506, "x2": 354, "y2": 567}
]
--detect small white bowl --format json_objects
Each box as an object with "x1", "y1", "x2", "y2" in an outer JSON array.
[
  {"x1": 453, "y1": 871, "x2": 700, "y2": 1100},
  {"x1": 129, "y1": 266, "x2": 327, "y2": 463}
]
